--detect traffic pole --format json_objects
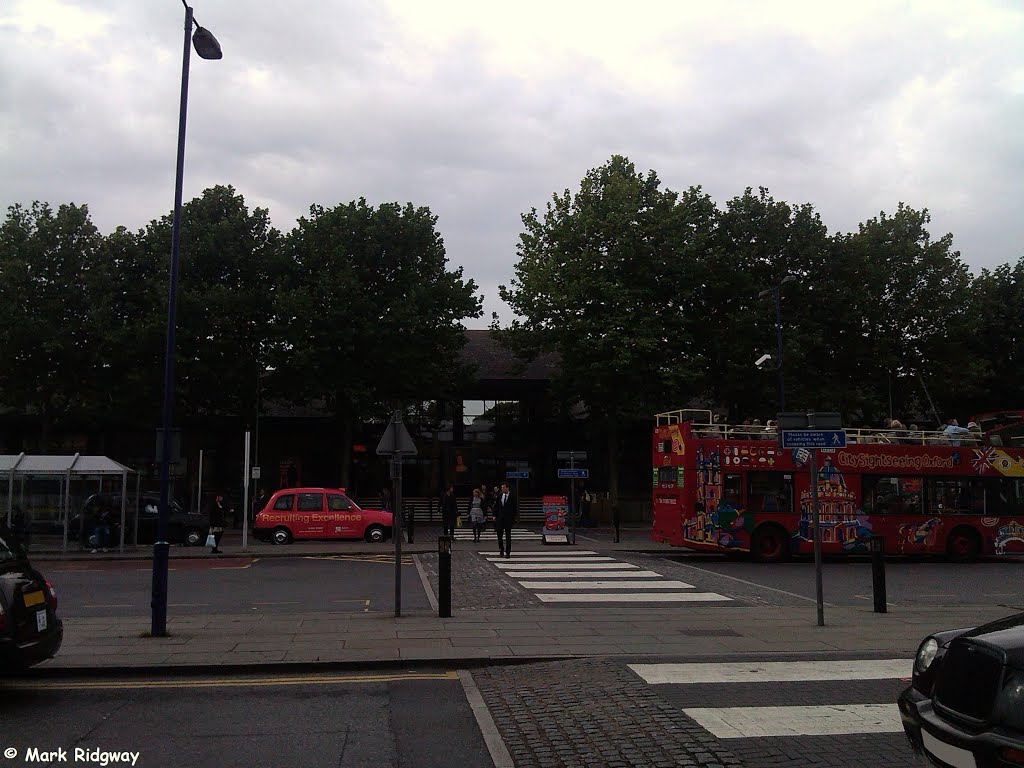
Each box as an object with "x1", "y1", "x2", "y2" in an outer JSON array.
[{"x1": 811, "y1": 446, "x2": 824, "y2": 627}]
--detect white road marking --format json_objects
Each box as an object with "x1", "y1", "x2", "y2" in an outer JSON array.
[
  {"x1": 683, "y1": 703, "x2": 902, "y2": 738},
  {"x1": 483, "y1": 561, "x2": 610, "y2": 565},
  {"x1": 666, "y1": 560, "x2": 825, "y2": 605},
  {"x1": 507, "y1": 570, "x2": 664, "y2": 579},
  {"x1": 537, "y1": 592, "x2": 732, "y2": 603},
  {"x1": 517, "y1": 580, "x2": 696, "y2": 590},
  {"x1": 459, "y1": 670, "x2": 515, "y2": 768},
  {"x1": 479, "y1": 552, "x2": 598, "y2": 561},
  {"x1": 630, "y1": 659, "x2": 911, "y2": 685},
  {"x1": 494, "y1": 562, "x2": 640, "y2": 570}
]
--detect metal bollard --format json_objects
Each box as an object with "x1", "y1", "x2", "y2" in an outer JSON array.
[
  {"x1": 871, "y1": 535, "x2": 887, "y2": 613},
  {"x1": 438, "y1": 535, "x2": 452, "y2": 618},
  {"x1": 406, "y1": 504, "x2": 414, "y2": 544},
  {"x1": 613, "y1": 505, "x2": 621, "y2": 544}
]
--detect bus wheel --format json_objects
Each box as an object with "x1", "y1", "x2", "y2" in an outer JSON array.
[
  {"x1": 752, "y1": 524, "x2": 790, "y2": 563},
  {"x1": 947, "y1": 527, "x2": 981, "y2": 562}
]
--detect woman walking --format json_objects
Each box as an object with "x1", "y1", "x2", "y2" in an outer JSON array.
[{"x1": 468, "y1": 488, "x2": 486, "y2": 543}]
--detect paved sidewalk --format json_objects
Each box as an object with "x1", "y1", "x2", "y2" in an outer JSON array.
[{"x1": 26, "y1": 529, "x2": 1013, "y2": 674}]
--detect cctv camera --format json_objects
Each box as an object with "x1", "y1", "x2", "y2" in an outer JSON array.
[{"x1": 755, "y1": 353, "x2": 772, "y2": 369}]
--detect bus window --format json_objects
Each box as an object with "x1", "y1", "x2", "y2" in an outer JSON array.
[
  {"x1": 928, "y1": 478, "x2": 986, "y2": 515},
  {"x1": 723, "y1": 474, "x2": 742, "y2": 508},
  {"x1": 863, "y1": 476, "x2": 921, "y2": 514},
  {"x1": 747, "y1": 472, "x2": 793, "y2": 514}
]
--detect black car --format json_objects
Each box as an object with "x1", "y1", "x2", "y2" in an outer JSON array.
[
  {"x1": 900, "y1": 613, "x2": 1024, "y2": 767},
  {"x1": 0, "y1": 523, "x2": 63, "y2": 671},
  {"x1": 71, "y1": 493, "x2": 209, "y2": 548}
]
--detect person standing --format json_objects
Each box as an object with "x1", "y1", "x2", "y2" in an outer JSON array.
[
  {"x1": 468, "y1": 488, "x2": 486, "y2": 542},
  {"x1": 494, "y1": 482, "x2": 516, "y2": 558},
  {"x1": 441, "y1": 484, "x2": 457, "y2": 538},
  {"x1": 209, "y1": 494, "x2": 227, "y2": 554}
]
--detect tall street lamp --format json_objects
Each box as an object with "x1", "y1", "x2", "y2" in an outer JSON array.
[
  {"x1": 152, "y1": 1, "x2": 222, "y2": 638},
  {"x1": 757, "y1": 275, "x2": 797, "y2": 413}
]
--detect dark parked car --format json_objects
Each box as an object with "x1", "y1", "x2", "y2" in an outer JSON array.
[
  {"x1": 70, "y1": 493, "x2": 209, "y2": 548},
  {"x1": 900, "y1": 613, "x2": 1024, "y2": 767},
  {"x1": 0, "y1": 523, "x2": 62, "y2": 671}
]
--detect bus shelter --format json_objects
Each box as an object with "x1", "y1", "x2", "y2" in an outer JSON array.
[{"x1": 1, "y1": 454, "x2": 138, "y2": 554}]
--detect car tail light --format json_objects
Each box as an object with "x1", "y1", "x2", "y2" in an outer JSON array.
[
  {"x1": 1001, "y1": 747, "x2": 1024, "y2": 766},
  {"x1": 45, "y1": 580, "x2": 58, "y2": 611}
]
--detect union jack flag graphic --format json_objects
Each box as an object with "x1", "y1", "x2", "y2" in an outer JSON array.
[{"x1": 972, "y1": 447, "x2": 997, "y2": 474}]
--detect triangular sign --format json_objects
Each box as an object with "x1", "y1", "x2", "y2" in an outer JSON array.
[{"x1": 375, "y1": 414, "x2": 418, "y2": 456}]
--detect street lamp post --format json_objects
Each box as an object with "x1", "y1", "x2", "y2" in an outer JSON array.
[
  {"x1": 152, "y1": 2, "x2": 222, "y2": 638},
  {"x1": 758, "y1": 275, "x2": 797, "y2": 413}
]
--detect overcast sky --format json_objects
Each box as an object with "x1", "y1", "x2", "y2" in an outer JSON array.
[{"x1": 2, "y1": 0, "x2": 1022, "y2": 327}]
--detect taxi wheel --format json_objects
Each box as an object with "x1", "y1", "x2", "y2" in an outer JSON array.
[
  {"x1": 184, "y1": 528, "x2": 203, "y2": 547},
  {"x1": 272, "y1": 527, "x2": 292, "y2": 545},
  {"x1": 364, "y1": 525, "x2": 386, "y2": 543}
]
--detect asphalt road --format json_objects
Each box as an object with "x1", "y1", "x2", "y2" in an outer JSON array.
[
  {"x1": 43, "y1": 556, "x2": 430, "y2": 617},
  {"x1": 0, "y1": 670, "x2": 491, "y2": 768},
  {"x1": 658, "y1": 553, "x2": 1024, "y2": 609}
]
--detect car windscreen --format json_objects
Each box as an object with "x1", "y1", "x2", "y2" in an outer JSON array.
[{"x1": 0, "y1": 526, "x2": 28, "y2": 564}]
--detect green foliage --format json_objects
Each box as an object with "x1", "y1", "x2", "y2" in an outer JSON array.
[
  {"x1": 138, "y1": 185, "x2": 282, "y2": 420},
  {"x1": 971, "y1": 256, "x2": 1024, "y2": 412},
  {"x1": 498, "y1": 155, "x2": 714, "y2": 422},
  {"x1": 276, "y1": 198, "x2": 482, "y2": 416},
  {"x1": 0, "y1": 202, "x2": 103, "y2": 440}
]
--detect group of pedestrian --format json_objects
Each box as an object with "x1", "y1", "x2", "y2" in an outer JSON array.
[{"x1": 439, "y1": 483, "x2": 517, "y2": 555}]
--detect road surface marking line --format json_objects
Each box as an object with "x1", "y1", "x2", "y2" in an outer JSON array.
[
  {"x1": 629, "y1": 659, "x2": 911, "y2": 684},
  {"x1": 494, "y1": 562, "x2": 639, "y2": 570},
  {"x1": 666, "y1": 560, "x2": 828, "y2": 605},
  {"x1": 252, "y1": 601, "x2": 300, "y2": 605},
  {"x1": 413, "y1": 554, "x2": 439, "y2": 613},
  {"x1": 478, "y1": 551, "x2": 598, "y2": 556},
  {"x1": 510, "y1": 570, "x2": 663, "y2": 578},
  {"x1": 683, "y1": 703, "x2": 902, "y2": 738},
  {"x1": 517, "y1": 580, "x2": 696, "y2": 590},
  {"x1": 458, "y1": 670, "x2": 515, "y2": 768},
  {"x1": 485, "y1": 556, "x2": 615, "y2": 563},
  {"x1": 537, "y1": 592, "x2": 732, "y2": 603},
  {"x1": 82, "y1": 604, "x2": 131, "y2": 608}
]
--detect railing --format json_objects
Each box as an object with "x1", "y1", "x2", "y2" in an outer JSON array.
[{"x1": 671, "y1": 420, "x2": 987, "y2": 446}]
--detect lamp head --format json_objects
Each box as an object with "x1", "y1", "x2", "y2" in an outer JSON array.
[{"x1": 192, "y1": 26, "x2": 222, "y2": 59}]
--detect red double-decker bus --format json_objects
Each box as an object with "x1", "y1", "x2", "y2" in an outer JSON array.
[{"x1": 651, "y1": 410, "x2": 1024, "y2": 562}]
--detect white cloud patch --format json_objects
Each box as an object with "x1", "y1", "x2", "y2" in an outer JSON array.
[{"x1": 2, "y1": 0, "x2": 1022, "y2": 324}]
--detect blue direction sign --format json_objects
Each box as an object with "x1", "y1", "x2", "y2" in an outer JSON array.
[
  {"x1": 557, "y1": 468, "x2": 590, "y2": 479},
  {"x1": 506, "y1": 470, "x2": 530, "y2": 479},
  {"x1": 781, "y1": 430, "x2": 847, "y2": 449}
]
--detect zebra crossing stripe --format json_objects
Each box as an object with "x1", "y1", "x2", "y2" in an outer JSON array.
[
  {"x1": 482, "y1": 551, "x2": 599, "y2": 556},
  {"x1": 505, "y1": 570, "x2": 665, "y2": 579},
  {"x1": 537, "y1": 592, "x2": 732, "y2": 603},
  {"x1": 486, "y1": 556, "x2": 616, "y2": 563},
  {"x1": 517, "y1": 580, "x2": 696, "y2": 590},
  {"x1": 682, "y1": 704, "x2": 902, "y2": 738},
  {"x1": 629, "y1": 659, "x2": 911, "y2": 685},
  {"x1": 494, "y1": 562, "x2": 640, "y2": 570}
]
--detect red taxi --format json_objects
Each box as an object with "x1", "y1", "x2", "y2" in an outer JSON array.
[{"x1": 253, "y1": 488, "x2": 392, "y2": 545}]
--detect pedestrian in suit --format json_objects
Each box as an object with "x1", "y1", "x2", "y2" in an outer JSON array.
[
  {"x1": 494, "y1": 482, "x2": 516, "y2": 558},
  {"x1": 441, "y1": 484, "x2": 458, "y2": 538}
]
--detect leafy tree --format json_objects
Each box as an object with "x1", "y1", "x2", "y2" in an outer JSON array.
[
  {"x1": 137, "y1": 185, "x2": 282, "y2": 423},
  {"x1": 276, "y1": 198, "x2": 481, "y2": 484},
  {"x1": 971, "y1": 256, "x2": 1024, "y2": 412},
  {"x1": 497, "y1": 155, "x2": 717, "y2": 502},
  {"x1": 691, "y1": 187, "x2": 830, "y2": 419},
  {"x1": 0, "y1": 202, "x2": 103, "y2": 447},
  {"x1": 799, "y1": 204, "x2": 981, "y2": 426}
]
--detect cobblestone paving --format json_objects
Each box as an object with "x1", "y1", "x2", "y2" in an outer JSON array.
[
  {"x1": 472, "y1": 658, "x2": 741, "y2": 768},
  {"x1": 419, "y1": 551, "x2": 540, "y2": 610},
  {"x1": 727, "y1": 733, "x2": 918, "y2": 768}
]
